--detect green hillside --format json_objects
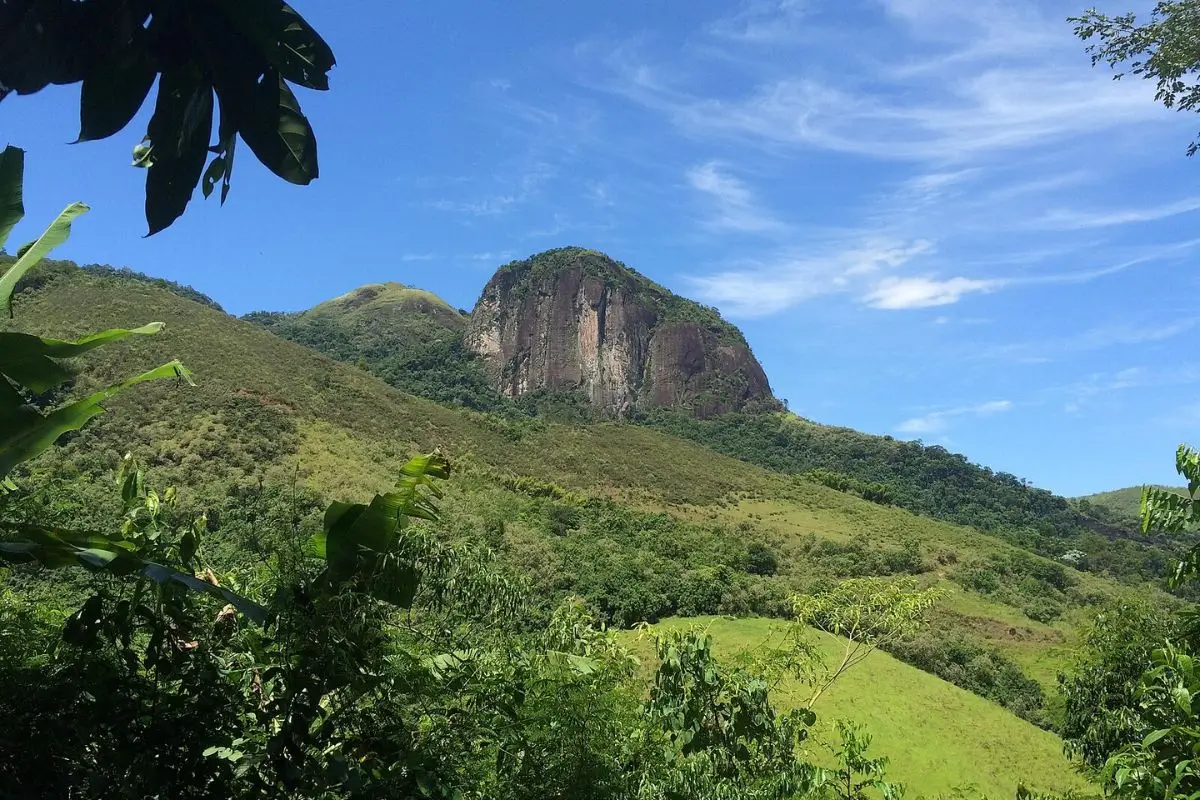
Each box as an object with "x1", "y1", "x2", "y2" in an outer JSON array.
[
  {"x1": 2, "y1": 261, "x2": 1173, "y2": 791},
  {"x1": 1076, "y1": 485, "x2": 1186, "y2": 528},
  {"x1": 627, "y1": 617, "x2": 1091, "y2": 800},
  {"x1": 237, "y1": 251, "x2": 1177, "y2": 592},
  {"x1": 243, "y1": 281, "x2": 494, "y2": 409}
]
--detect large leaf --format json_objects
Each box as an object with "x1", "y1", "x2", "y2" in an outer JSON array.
[
  {"x1": 0, "y1": 146, "x2": 25, "y2": 249},
  {"x1": 0, "y1": 360, "x2": 193, "y2": 480},
  {"x1": 77, "y1": 33, "x2": 156, "y2": 142},
  {"x1": 0, "y1": 323, "x2": 164, "y2": 393},
  {"x1": 238, "y1": 70, "x2": 319, "y2": 185},
  {"x1": 0, "y1": 0, "x2": 90, "y2": 97},
  {"x1": 0, "y1": 200, "x2": 89, "y2": 314},
  {"x1": 311, "y1": 454, "x2": 450, "y2": 606},
  {"x1": 0, "y1": 524, "x2": 267, "y2": 624},
  {"x1": 144, "y1": 66, "x2": 214, "y2": 235},
  {"x1": 213, "y1": 0, "x2": 336, "y2": 90}
]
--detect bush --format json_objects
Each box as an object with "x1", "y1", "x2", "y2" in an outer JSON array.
[{"x1": 746, "y1": 542, "x2": 779, "y2": 576}]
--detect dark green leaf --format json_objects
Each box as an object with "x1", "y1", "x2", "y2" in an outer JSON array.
[
  {"x1": 144, "y1": 67, "x2": 214, "y2": 235},
  {"x1": 213, "y1": 0, "x2": 336, "y2": 90},
  {"x1": 0, "y1": 145, "x2": 25, "y2": 250},
  {"x1": 238, "y1": 71, "x2": 318, "y2": 185},
  {"x1": 77, "y1": 39, "x2": 156, "y2": 142}
]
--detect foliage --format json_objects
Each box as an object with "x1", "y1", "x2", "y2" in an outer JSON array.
[
  {"x1": 243, "y1": 285, "x2": 503, "y2": 412},
  {"x1": 0, "y1": 0, "x2": 334, "y2": 233},
  {"x1": 637, "y1": 408, "x2": 1174, "y2": 584},
  {"x1": 631, "y1": 616, "x2": 1090, "y2": 800},
  {"x1": 638, "y1": 627, "x2": 824, "y2": 799},
  {"x1": 8, "y1": 256, "x2": 1163, "y2": 744},
  {"x1": 4, "y1": 256, "x2": 226, "y2": 311},
  {"x1": 890, "y1": 630, "x2": 1048, "y2": 728},
  {"x1": 824, "y1": 721, "x2": 904, "y2": 800},
  {"x1": 1063, "y1": 444, "x2": 1200, "y2": 800},
  {"x1": 951, "y1": 551, "x2": 1076, "y2": 624},
  {"x1": 1059, "y1": 599, "x2": 1177, "y2": 769},
  {"x1": 790, "y1": 577, "x2": 942, "y2": 708},
  {"x1": 803, "y1": 469, "x2": 895, "y2": 506},
  {"x1": 1072, "y1": 1, "x2": 1200, "y2": 156}
]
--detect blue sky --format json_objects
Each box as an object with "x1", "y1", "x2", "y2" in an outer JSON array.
[{"x1": 3, "y1": 0, "x2": 1199, "y2": 496}]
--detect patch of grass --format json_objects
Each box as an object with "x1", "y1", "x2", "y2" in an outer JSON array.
[{"x1": 626, "y1": 616, "x2": 1093, "y2": 800}]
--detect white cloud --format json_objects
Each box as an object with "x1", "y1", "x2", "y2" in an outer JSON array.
[
  {"x1": 896, "y1": 399, "x2": 1014, "y2": 436},
  {"x1": 864, "y1": 275, "x2": 1002, "y2": 309},
  {"x1": 400, "y1": 253, "x2": 438, "y2": 262},
  {"x1": 687, "y1": 238, "x2": 936, "y2": 316},
  {"x1": 686, "y1": 161, "x2": 783, "y2": 233},
  {"x1": 429, "y1": 162, "x2": 556, "y2": 216},
  {"x1": 1031, "y1": 197, "x2": 1200, "y2": 230}
]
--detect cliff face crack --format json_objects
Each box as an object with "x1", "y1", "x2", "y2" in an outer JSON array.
[{"x1": 464, "y1": 247, "x2": 778, "y2": 418}]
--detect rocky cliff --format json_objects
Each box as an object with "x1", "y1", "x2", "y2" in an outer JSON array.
[{"x1": 464, "y1": 247, "x2": 777, "y2": 417}]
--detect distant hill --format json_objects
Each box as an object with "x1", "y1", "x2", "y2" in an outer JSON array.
[
  {"x1": 237, "y1": 250, "x2": 1167, "y2": 582},
  {"x1": 1076, "y1": 485, "x2": 1187, "y2": 527},
  {"x1": 243, "y1": 281, "x2": 497, "y2": 409}
]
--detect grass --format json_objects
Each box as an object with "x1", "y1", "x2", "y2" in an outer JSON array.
[
  {"x1": 625, "y1": 617, "x2": 1093, "y2": 800},
  {"x1": 4, "y1": 265, "x2": 1170, "y2": 792}
]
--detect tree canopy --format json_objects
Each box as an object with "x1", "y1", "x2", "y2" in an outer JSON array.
[{"x1": 0, "y1": 0, "x2": 334, "y2": 234}]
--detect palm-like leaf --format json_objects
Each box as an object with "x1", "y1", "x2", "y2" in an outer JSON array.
[
  {"x1": 307, "y1": 454, "x2": 451, "y2": 607},
  {"x1": 0, "y1": 200, "x2": 89, "y2": 316}
]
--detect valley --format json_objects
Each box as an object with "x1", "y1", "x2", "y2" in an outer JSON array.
[{"x1": 4, "y1": 254, "x2": 1188, "y2": 796}]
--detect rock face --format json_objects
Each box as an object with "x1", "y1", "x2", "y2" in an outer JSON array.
[{"x1": 465, "y1": 247, "x2": 776, "y2": 417}]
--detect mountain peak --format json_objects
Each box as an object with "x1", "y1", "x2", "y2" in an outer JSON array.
[{"x1": 465, "y1": 247, "x2": 778, "y2": 417}]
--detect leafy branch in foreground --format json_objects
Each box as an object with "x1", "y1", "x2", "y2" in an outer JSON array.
[
  {"x1": 791, "y1": 577, "x2": 942, "y2": 709},
  {"x1": 1072, "y1": 1, "x2": 1200, "y2": 155}
]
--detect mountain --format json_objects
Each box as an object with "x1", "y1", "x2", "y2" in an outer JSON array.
[
  {"x1": 238, "y1": 249, "x2": 1165, "y2": 583},
  {"x1": 1077, "y1": 485, "x2": 1186, "y2": 527},
  {"x1": 464, "y1": 247, "x2": 778, "y2": 417},
  {"x1": 4, "y1": 259, "x2": 1181, "y2": 778},
  {"x1": 243, "y1": 282, "x2": 496, "y2": 409}
]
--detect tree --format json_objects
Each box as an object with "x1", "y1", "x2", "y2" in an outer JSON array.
[
  {"x1": 788, "y1": 577, "x2": 942, "y2": 709},
  {"x1": 1072, "y1": 2, "x2": 1200, "y2": 155},
  {"x1": 1075, "y1": 445, "x2": 1200, "y2": 800},
  {"x1": 1059, "y1": 598, "x2": 1177, "y2": 770},
  {"x1": 0, "y1": 0, "x2": 335, "y2": 234}
]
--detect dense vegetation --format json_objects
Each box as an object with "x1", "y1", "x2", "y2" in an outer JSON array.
[
  {"x1": 636, "y1": 409, "x2": 1184, "y2": 585},
  {"x1": 8, "y1": 2, "x2": 1200, "y2": 793},
  {"x1": 244, "y1": 283, "x2": 498, "y2": 410}
]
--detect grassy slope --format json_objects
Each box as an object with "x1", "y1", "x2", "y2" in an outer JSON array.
[
  {"x1": 1079, "y1": 486, "x2": 1183, "y2": 521},
  {"x1": 6, "y1": 267, "x2": 1166, "y2": 787},
  {"x1": 627, "y1": 617, "x2": 1091, "y2": 800}
]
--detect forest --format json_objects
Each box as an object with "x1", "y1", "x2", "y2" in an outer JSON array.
[{"x1": 4, "y1": 2, "x2": 1200, "y2": 799}]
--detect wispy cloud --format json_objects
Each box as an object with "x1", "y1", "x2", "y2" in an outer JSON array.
[
  {"x1": 428, "y1": 162, "x2": 557, "y2": 216},
  {"x1": 1031, "y1": 197, "x2": 1200, "y2": 231},
  {"x1": 686, "y1": 161, "x2": 783, "y2": 233},
  {"x1": 709, "y1": 0, "x2": 808, "y2": 42},
  {"x1": 897, "y1": 399, "x2": 1014, "y2": 436},
  {"x1": 687, "y1": 238, "x2": 935, "y2": 316},
  {"x1": 1053, "y1": 365, "x2": 1200, "y2": 413},
  {"x1": 984, "y1": 318, "x2": 1199, "y2": 363}
]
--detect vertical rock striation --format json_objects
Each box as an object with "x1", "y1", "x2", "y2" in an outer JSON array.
[{"x1": 464, "y1": 247, "x2": 776, "y2": 417}]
